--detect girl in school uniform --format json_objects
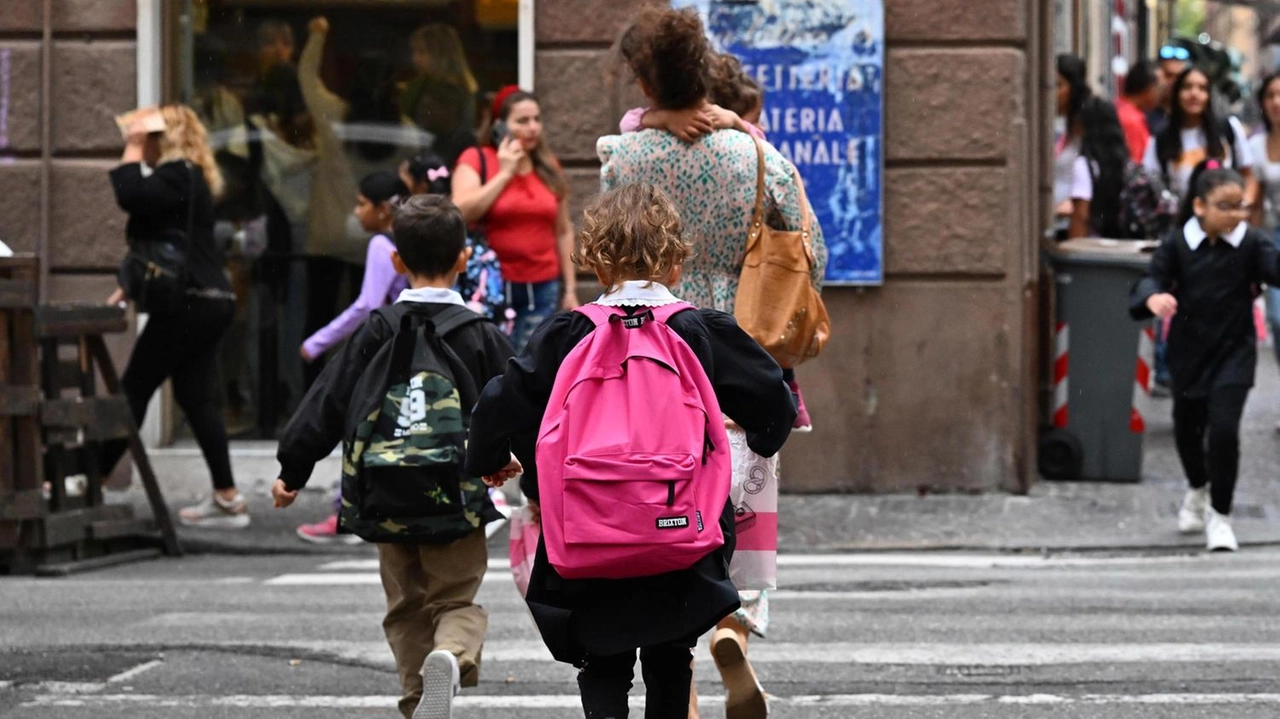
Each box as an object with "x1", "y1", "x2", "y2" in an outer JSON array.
[
  {"x1": 1131, "y1": 161, "x2": 1280, "y2": 551},
  {"x1": 465, "y1": 183, "x2": 796, "y2": 718}
]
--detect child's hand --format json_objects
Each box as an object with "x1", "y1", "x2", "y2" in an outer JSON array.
[
  {"x1": 1146, "y1": 293, "x2": 1178, "y2": 319},
  {"x1": 271, "y1": 479, "x2": 298, "y2": 508},
  {"x1": 526, "y1": 499, "x2": 540, "y2": 525},
  {"x1": 649, "y1": 107, "x2": 715, "y2": 143},
  {"x1": 706, "y1": 104, "x2": 745, "y2": 133},
  {"x1": 483, "y1": 456, "x2": 523, "y2": 487}
]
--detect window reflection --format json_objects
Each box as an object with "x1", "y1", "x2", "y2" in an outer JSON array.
[{"x1": 181, "y1": 0, "x2": 517, "y2": 439}]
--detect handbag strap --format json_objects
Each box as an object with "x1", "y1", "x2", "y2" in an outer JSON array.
[{"x1": 747, "y1": 136, "x2": 815, "y2": 263}]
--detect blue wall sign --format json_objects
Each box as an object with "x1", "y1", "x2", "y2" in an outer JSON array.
[{"x1": 674, "y1": 0, "x2": 885, "y2": 285}]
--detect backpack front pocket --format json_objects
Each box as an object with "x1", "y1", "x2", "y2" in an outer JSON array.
[
  {"x1": 561, "y1": 453, "x2": 698, "y2": 546},
  {"x1": 361, "y1": 467, "x2": 462, "y2": 520}
]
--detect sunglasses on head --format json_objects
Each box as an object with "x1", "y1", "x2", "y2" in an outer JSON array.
[{"x1": 1160, "y1": 45, "x2": 1191, "y2": 61}]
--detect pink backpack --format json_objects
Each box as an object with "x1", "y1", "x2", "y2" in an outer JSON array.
[{"x1": 536, "y1": 302, "x2": 732, "y2": 580}]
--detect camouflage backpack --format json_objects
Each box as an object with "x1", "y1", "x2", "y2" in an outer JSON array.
[{"x1": 339, "y1": 304, "x2": 501, "y2": 544}]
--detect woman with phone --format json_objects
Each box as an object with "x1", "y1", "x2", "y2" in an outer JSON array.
[{"x1": 452, "y1": 87, "x2": 578, "y2": 351}]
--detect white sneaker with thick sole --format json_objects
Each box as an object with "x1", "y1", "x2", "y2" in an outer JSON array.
[
  {"x1": 1177, "y1": 488, "x2": 1208, "y2": 534},
  {"x1": 413, "y1": 650, "x2": 460, "y2": 719},
  {"x1": 178, "y1": 493, "x2": 250, "y2": 529},
  {"x1": 1205, "y1": 508, "x2": 1239, "y2": 552}
]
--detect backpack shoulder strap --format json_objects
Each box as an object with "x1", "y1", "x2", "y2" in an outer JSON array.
[
  {"x1": 650, "y1": 302, "x2": 697, "y2": 324},
  {"x1": 432, "y1": 304, "x2": 487, "y2": 337},
  {"x1": 575, "y1": 303, "x2": 619, "y2": 327}
]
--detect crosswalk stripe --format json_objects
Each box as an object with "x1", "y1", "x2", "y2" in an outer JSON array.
[
  {"x1": 315, "y1": 552, "x2": 1212, "y2": 573},
  {"x1": 22, "y1": 693, "x2": 1280, "y2": 709},
  {"x1": 258, "y1": 639, "x2": 1280, "y2": 666}
]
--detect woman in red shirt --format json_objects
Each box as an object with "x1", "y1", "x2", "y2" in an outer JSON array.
[{"x1": 453, "y1": 89, "x2": 578, "y2": 351}]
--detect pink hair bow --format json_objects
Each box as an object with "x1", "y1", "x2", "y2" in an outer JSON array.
[{"x1": 427, "y1": 167, "x2": 450, "y2": 181}]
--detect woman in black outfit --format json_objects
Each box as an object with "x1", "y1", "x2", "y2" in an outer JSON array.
[{"x1": 106, "y1": 104, "x2": 247, "y2": 529}]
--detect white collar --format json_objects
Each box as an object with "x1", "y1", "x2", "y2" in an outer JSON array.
[
  {"x1": 1183, "y1": 218, "x2": 1246, "y2": 250},
  {"x1": 595, "y1": 280, "x2": 682, "y2": 307},
  {"x1": 396, "y1": 286, "x2": 465, "y2": 306}
]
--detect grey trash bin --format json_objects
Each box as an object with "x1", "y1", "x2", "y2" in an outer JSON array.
[{"x1": 1041, "y1": 238, "x2": 1157, "y2": 482}]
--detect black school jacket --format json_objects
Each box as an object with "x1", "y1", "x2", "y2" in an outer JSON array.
[
  {"x1": 465, "y1": 306, "x2": 796, "y2": 664},
  {"x1": 277, "y1": 301, "x2": 513, "y2": 491},
  {"x1": 1130, "y1": 221, "x2": 1280, "y2": 397}
]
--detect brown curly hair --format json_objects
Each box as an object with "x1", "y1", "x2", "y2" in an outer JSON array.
[
  {"x1": 574, "y1": 183, "x2": 692, "y2": 288},
  {"x1": 708, "y1": 52, "x2": 762, "y2": 117},
  {"x1": 616, "y1": 7, "x2": 709, "y2": 110}
]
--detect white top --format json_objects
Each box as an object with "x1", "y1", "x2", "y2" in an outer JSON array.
[
  {"x1": 1142, "y1": 116, "x2": 1254, "y2": 200},
  {"x1": 1249, "y1": 133, "x2": 1280, "y2": 229},
  {"x1": 1183, "y1": 217, "x2": 1246, "y2": 250},
  {"x1": 397, "y1": 286, "x2": 466, "y2": 306},
  {"x1": 596, "y1": 280, "x2": 682, "y2": 307}
]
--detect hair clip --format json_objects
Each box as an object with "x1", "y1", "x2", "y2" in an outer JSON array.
[
  {"x1": 427, "y1": 167, "x2": 450, "y2": 181},
  {"x1": 1206, "y1": 159, "x2": 1221, "y2": 170}
]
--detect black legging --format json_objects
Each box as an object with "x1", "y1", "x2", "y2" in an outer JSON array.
[
  {"x1": 102, "y1": 297, "x2": 237, "y2": 490},
  {"x1": 1173, "y1": 385, "x2": 1250, "y2": 515},
  {"x1": 578, "y1": 643, "x2": 693, "y2": 719}
]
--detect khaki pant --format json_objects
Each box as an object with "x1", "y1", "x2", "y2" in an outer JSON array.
[{"x1": 378, "y1": 529, "x2": 488, "y2": 719}]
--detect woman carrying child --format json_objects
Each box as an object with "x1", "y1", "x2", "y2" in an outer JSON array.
[
  {"x1": 466, "y1": 183, "x2": 796, "y2": 718},
  {"x1": 602, "y1": 8, "x2": 825, "y2": 717},
  {"x1": 1130, "y1": 160, "x2": 1280, "y2": 552}
]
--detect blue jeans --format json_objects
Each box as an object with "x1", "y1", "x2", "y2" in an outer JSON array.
[{"x1": 507, "y1": 280, "x2": 560, "y2": 354}]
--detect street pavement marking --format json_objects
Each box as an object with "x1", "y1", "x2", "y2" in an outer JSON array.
[
  {"x1": 107, "y1": 659, "x2": 163, "y2": 684},
  {"x1": 265, "y1": 571, "x2": 514, "y2": 586},
  {"x1": 232, "y1": 639, "x2": 1280, "y2": 667},
  {"x1": 316, "y1": 553, "x2": 1211, "y2": 573},
  {"x1": 22, "y1": 692, "x2": 1280, "y2": 709}
]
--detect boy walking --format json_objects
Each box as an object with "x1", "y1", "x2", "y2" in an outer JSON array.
[{"x1": 271, "y1": 195, "x2": 514, "y2": 719}]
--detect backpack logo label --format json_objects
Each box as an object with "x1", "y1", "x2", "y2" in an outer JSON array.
[
  {"x1": 696, "y1": 510, "x2": 704, "y2": 532},
  {"x1": 656, "y1": 515, "x2": 690, "y2": 529}
]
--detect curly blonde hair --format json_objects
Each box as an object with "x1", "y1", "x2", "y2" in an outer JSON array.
[
  {"x1": 157, "y1": 103, "x2": 224, "y2": 198},
  {"x1": 574, "y1": 183, "x2": 692, "y2": 288}
]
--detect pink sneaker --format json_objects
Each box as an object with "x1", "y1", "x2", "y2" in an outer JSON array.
[
  {"x1": 786, "y1": 377, "x2": 812, "y2": 433},
  {"x1": 296, "y1": 514, "x2": 361, "y2": 545}
]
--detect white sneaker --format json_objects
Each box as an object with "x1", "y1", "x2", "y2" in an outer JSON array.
[
  {"x1": 413, "y1": 650, "x2": 459, "y2": 719},
  {"x1": 1177, "y1": 488, "x2": 1208, "y2": 534},
  {"x1": 178, "y1": 493, "x2": 250, "y2": 529},
  {"x1": 1205, "y1": 508, "x2": 1239, "y2": 552}
]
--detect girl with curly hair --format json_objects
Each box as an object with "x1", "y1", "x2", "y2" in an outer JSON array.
[
  {"x1": 602, "y1": 8, "x2": 825, "y2": 718},
  {"x1": 466, "y1": 183, "x2": 795, "y2": 718},
  {"x1": 106, "y1": 104, "x2": 245, "y2": 528}
]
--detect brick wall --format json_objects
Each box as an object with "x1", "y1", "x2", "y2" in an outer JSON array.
[
  {"x1": 534, "y1": 0, "x2": 1045, "y2": 493},
  {"x1": 0, "y1": 0, "x2": 138, "y2": 364}
]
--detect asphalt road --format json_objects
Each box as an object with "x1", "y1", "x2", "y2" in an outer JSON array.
[{"x1": 3, "y1": 548, "x2": 1279, "y2": 718}]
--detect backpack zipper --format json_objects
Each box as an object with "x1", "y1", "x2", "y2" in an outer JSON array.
[{"x1": 667, "y1": 480, "x2": 676, "y2": 506}]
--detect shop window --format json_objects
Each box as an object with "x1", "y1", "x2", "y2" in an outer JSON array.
[{"x1": 172, "y1": 0, "x2": 520, "y2": 440}]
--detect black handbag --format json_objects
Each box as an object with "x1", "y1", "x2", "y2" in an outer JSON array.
[{"x1": 120, "y1": 162, "x2": 194, "y2": 314}]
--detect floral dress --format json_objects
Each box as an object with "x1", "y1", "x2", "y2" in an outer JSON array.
[{"x1": 598, "y1": 128, "x2": 827, "y2": 636}]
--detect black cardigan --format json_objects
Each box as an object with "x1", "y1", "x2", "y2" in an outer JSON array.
[
  {"x1": 465, "y1": 307, "x2": 796, "y2": 664},
  {"x1": 109, "y1": 160, "x2": 232, "y2": 294},
  {"x1": 1130, "y1": 224, "x2": 1280, "y2": 396}
]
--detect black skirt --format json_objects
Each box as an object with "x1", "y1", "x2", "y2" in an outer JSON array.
[{"x1": 525, "y1": 502, "x2": 741, "y2": 665}]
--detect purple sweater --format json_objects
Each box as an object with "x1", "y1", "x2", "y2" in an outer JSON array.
[{"x1": 302, "y1": 233, "x2": 409, "y2": 359}]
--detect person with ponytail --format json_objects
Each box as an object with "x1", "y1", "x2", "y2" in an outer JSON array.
[
  {"x1": 1131, "y1": 160, "x2": 1280, "y2": 552},
  {"x1": 106, "y1": 104, "x2": 246, "y2": 528}
]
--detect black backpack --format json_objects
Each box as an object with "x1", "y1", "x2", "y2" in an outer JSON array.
[{"x1": 338, "y1": 305, "x2": 502, "y2": 544}]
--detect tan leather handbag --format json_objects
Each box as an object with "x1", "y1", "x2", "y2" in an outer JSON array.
[{"x1": 733, "y1": 137, "x2": 831, "y2": 368}]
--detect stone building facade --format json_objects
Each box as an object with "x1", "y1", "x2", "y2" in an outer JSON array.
[{"x1": 0, "y1": 0, "x2": 1053, "y2": 494}]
